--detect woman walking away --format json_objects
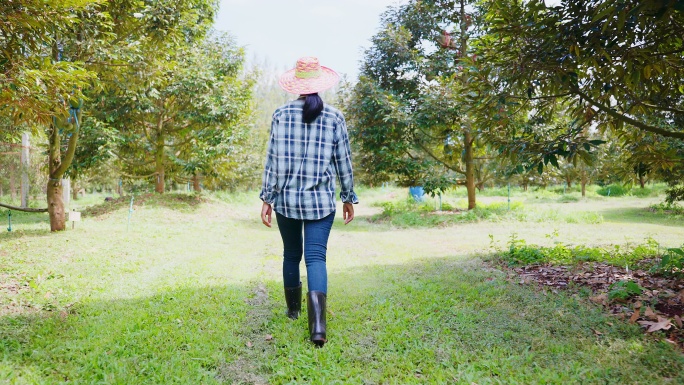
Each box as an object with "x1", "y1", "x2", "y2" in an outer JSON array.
[{"x1": 259, "y1": 56, "x2": 358, "y2": 347}]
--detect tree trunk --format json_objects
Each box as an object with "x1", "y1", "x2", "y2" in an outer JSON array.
[
  {"x1": 48, "y1": 121, "x2": 66, "y2": 231},
  {"x1": 639, "y1": 174, "x2": 645, "y2": 188},
  {"x1": 47, "y1": 110, "x2": 80, "y2": 231},
  {"x1": 581, "y1": 172, "x2": 587, "y2": 197},
  {"x1": 464, "y1": 130, "x2": 476, "y2": 210},
  {"x1": 192, "y1": 173, "x2": 201, "y2": 192},
  {"x1": 155, "y1": 143, "x2": 165, "y2": 194},
  {"x1": 155, "y1": 166, "x2": 165, "y2": 193},
  {"x1": 566, "y1": 176, "x2": 572, "y2": 188},
  {"x1": 47, "y1": 179, "x2": 65, "y2": 231},
  {"x1": 72, "y1": 173, "x2": 79, "y2": 200},
  {"x1": 458, "y1": 0, "x2": 476, "y2": 210},
  {"x1": 154, "y1": 115, "x2": 166, "y2": 194}
]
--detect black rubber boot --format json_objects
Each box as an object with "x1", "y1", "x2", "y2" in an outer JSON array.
[
  {"x1": 284, "y1": 283, "x2": 302, "y2": 320},
  {"x1": 307, "y1": 291, "x2": 327, "y2": 347}
]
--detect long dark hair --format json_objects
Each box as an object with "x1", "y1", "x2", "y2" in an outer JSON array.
[{"x1": 302, "y1": 93, "x2": 324, "y2": 124}]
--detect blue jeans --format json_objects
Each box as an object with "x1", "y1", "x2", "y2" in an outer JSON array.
[{"x1": 275, "y1": 211, "x2": 335, "y2": 294}]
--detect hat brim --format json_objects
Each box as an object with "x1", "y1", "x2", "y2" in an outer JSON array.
[{"x1": 278, "y1": 66, "x2": 339, "y2": 94}]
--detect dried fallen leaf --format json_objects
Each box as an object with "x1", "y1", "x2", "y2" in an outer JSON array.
[
  {"x1": 638, "y1": 317, "x2": 673, "y2": 333},
  {"x1": 629, "y1": 309, "x2": 640, "y2": 324},
  {"x1": 644, "y1": 307, "x2": 658, "y2": 321},
  {"x1": 634, "y1": 301, "x2": 642, "y2": 309},
  {"x1": 590, "y1": 294, "x2": 608, "y2": 305},
  {"x1": 675, "y1": 315, "x2": 683, "y2": 329},
  {"x1": 592, "y1": 328, "x2": 603, "y2": 336},
  {"x1": 246, "y1": 341, "x2": 253, "y2": 348},
  {"x1": 265, "y1": 334, "x2": 273, "y2": 341}
]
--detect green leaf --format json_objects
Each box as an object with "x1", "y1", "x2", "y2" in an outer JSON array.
[
  {"x1": 549, "y1": 154, "x2": 559, "y2": 168},
  {"x1": 617, "y1": 10, "x2": 626, "y2": 31}
]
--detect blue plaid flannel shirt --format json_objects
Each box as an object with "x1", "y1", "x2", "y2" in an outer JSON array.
[{"x1": 260, "y1": 100, "x2": 359, "y2": 220}]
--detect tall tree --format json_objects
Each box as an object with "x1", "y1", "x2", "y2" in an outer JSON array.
[
  {"x1": 346, "y1": 0, "x2": 492, "y2": 209},
  {"x1": 1, "y1": 0, "x2": 218, "y2": 230},
  {"x1": 102, "y1": 32, "x2": 253, "y2": 193}
]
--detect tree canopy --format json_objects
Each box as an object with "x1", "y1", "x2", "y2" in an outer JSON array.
[{"x1": 477, "y1": 0, "x2": 684, "y2": 139}]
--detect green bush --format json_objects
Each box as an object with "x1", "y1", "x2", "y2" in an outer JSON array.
[
  {"x1": 501, "y1": 236, "x2": 660, "y2": 267},
  {"x1": 649, "y1": 202, "x2": 684, "y2": 216},
  {"x1": 665, "y1": 185, "x2": 684, "y2": 204},
  {"x1": 596, "y1": 184, "x2": 629, "y2": 197},
  {"x1": 371, "y1": 199, "x2": 523, "y2": 228},
  {"x1": 558, "y1": 194, "x2": 580, "y2": 203},
  {"x1": 651, "y1": 247, "x2": 684, "y2": 277},
  {"x1": 608, "y1": 280, "x2": 644, "y2": 301},
  {"x1": 629, "y1": 187, "x2": 657, "y2": 198}
]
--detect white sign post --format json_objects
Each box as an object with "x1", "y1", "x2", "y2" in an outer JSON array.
[{"x1": 68, "y1": 211, "x2": 81, "y2": 229}]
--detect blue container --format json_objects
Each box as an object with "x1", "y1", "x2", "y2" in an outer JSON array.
[{"x1": 409, "y1": 186, "x2": 425, "y2": 202}]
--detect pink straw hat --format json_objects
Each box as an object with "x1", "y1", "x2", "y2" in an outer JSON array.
[{"x1": 278, "y1": 56, "x2": 339, "y2": 95}]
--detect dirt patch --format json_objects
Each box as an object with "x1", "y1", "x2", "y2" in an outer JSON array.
[
  {"x1": 0, "y1": 273, "x2": 27, "y2": 295},
  {"x1": 494, "y1": 261, "x2": 684, "y2": 350},
  {"x1": 82, "y1": 193, "x2": 207, "y2": 218},
  {"x1": 216, "y1": 283, "x2": 274, "y2": 385},
  {"x1": 0, "y1": 273, "x2": 38, "y2": 317}
]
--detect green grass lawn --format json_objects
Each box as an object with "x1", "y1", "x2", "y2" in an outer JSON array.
[{"x1": 1, "y1": 188, "x2": 684, "y2": 384}]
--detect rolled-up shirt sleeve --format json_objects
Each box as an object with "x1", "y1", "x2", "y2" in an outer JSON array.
[
  {"x1": 259, "y1": 116, "x2": 279, "y2": 204},
  {"x1": 333, "y1": 115, "x2": 359, "y2": 204}
]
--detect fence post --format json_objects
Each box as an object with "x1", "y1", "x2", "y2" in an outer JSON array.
[{"x1": 20, "y1": 133, "x2": 29, "y2": 208}]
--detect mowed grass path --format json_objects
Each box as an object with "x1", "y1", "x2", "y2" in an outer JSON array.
[{"x1": 1, "y1": 189, "x2": 684, "y2": 384}]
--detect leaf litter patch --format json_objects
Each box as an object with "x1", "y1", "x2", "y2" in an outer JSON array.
[{"x1": 494, "y1": 261, "x2": 684, "y2": 351}]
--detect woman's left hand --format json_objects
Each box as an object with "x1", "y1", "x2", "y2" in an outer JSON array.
[
  {"x1": 261, "y1": 202, "x2": 272, "y2": 228},
  {"x1": 343, "y1": 202, "x2": 354, "y2": 225}
]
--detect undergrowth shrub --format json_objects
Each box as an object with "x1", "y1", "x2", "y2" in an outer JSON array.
[
  {"x1": 608, "y1": 280, "x2": 644, "y2": 301},
  {"x1": 651, "y1": 247, "x2": 684, "y2": 277},
  {"x1": 596, "y1": 184, "x2": 629, "y2": 197},
  {"x1": 500, "y1": 235, "x2": 660, "y2": 267},
  {"x1": 370, "y1": 199, "x2": 524, "y2": 228},
  {"x1": 665, "y1": 185, "x2": 684, "y2": 204},
  {"x1": 629, "y1": 187, "x2": 657, "y2": 198},
  {"x1": 558, "y1": 194, "x2": 580, "y2": 203},
  {"x1": 650, "y1": 202, "x2": 684, "y2": 216}
]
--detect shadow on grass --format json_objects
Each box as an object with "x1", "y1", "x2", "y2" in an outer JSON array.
[
  {"x1": 0, "y1": 228, "x2": 53, "y2": 242},
  {"x1": 2, "y1": 258, "x2": 683, "y2": 384},
  {"x1": 81, "y1": 193, "x2": 207, "y2": 218},
  {"x1": 232, "y1": 213, "x2": 390, "y2": 233},
  {"x1": 1, "y1": 210, "x2": 49, "y2": 226},
  {"x1": 600, "y1": 206, "x2": 684, "y2": 227}
]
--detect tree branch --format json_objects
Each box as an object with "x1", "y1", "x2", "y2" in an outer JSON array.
[
  {"x1": 0, "y1": 202, "x2": 48, "y2": 212},
  {"x1": 416, "y1": 141, "x2": 465, "y2": 174},
  {"x1": 112, "y1": 152, "x2": 155, "y2": 167},
  {"x1": 505, "y1": 92, "x2": 573, "y2": 100},
  {"x1": 118, "y1": 170, "x2": 156, "y2": 179},
  {"x1": 572, "y1": 87, "x2": 684, "y2": 139},
  {"x1": 640, "y1": 102, "x2": 684, "y2": 115}
]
